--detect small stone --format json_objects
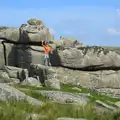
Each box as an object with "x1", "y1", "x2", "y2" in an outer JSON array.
[{"x1": 72, "y1": 87, "x2": 82, "y2": 92}]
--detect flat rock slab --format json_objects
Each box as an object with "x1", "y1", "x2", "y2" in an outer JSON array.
[
  {"x1": 58, "y1": 47, "x2": 120, "y2": 69},
  {"x1": 37, "y1": 90, "x2": 88, "y2": 105},
  {"x1": 0, "y1": 83, "x2": 43, "y2": 105},
  {"x1": 96, "y1": 100, "x2": 117, "y2": 111}
]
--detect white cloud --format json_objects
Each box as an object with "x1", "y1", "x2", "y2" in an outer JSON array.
[{"x1": 107, "y1": 28, "x2": 120, "y2": 35}]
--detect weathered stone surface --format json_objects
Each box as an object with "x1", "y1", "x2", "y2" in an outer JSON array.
[
  {"x1": 0, "y1": 71, "x2": 9, "y2": 79},
  {"x1": 96, "y1": 88, "x2": 120, "y2": 98},
  {"x1": 102, "y1": 46, "x2": 120, "y2": 55},
  {"x1": 60, "y1": 36, "x2": 84, "y2": 48},
  {"x1": 0, "y1": 43, "x2": 5, "y2": 69},
  {"x1": 45, "y1": 78, "x2": 60, "y2": 89},
  {"x1": 58, "y1": 47, "x2": 120, "y2": 69},
  {"x1": 20, "y1": 22, "x2": 50, "y2": 42},
  {"x1": 3, "y1": 66, "x2": 22, "y2": 78},
  {"x1": 4, "y1": 43, "x2": 16, "y2": 66},
  {"x1": 0, "y1": 83, "x2": 43, "y2": 105},
  {"x1": 0, "y1": 27, "x2": 20, "y2": 42},
  {"x1": 3, "y1": 66, "x2": 29, "y2": 83},
  {"x1": 21, "y1": 77, "x2": 41, "y2": 87},
  {"x1": 42, "y1": 67, "x2": 120, "y2": 90},
  {"x1": 15, "y1": 45, "x2": 44, "y2": 68},
  {"x1": 96, "y1": 100, "x2": 117, "y2": 111},
  {"x1": 29, "y1": 64, "x2": 59, "y2": 86},
  {"x1": 0, "y1": 18, "x2": 52, "y2": 43},
  {"x1": 37, "y1": 90, "x2": 88, "y2": 105},
  {"x1": 0, "y1": 71, "x2": 11, "y2": 83}
]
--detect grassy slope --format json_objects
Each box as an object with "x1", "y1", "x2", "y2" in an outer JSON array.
[{"x1": 1, "y1": 84, "x2": 120, "y2": 120}]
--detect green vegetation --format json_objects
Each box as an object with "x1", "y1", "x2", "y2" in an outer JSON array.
[
  {"x1": 27, "y1": 18, "x2": 42, "y2": 25},
  {"x1": 4, "y1": 84, "x2": 120, "y2": 120},
  {"x1": 61, "y1": 84, "x2": 120, "y2": 104},
  {"x1": 15, "y1": 84, "x2": 120, "y2": 103},
  {"x1": 0, "y1": 99, "x2": 120, "y2": 120}
]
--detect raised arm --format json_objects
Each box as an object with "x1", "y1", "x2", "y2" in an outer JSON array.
[{"x1": 42, "y1": 41, "x2": 46, "y2": 48}]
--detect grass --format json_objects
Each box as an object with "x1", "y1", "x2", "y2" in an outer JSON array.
[
  {"x1": 0, "y1": 99, "x2": 120, "y2": 120},
  {"x1": 61, "y1": 84, "x2": 120, "y2": 103},
  {"x1": 14, "y1": 84, "x2": 120, "y2": 104},
  {"x1": 1, "y1": 84, "x2": 120, "y2": 120}
]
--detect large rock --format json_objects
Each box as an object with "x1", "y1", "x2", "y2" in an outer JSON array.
[
  {"x1": 29, "y1": 64, "x2": 60, "y2": 88},
  {"x1": 53, "y1": 37, "x2": 83, "y2": 49},
  {"x1": 0, "y1": 83, "x2": 43, "y2": 105},
  {"x1": 0, "y1": 42, "x2": 16, "y2": 68},
  {"x1": 19, "y1": 19, "x2": 51, "y2": 43},
  {"x1": 20, "y1": 26, "x2": 49, "y2": 42},
  {"x1": 37, "y1": 90, "x2": 88, "y2": 105},
  {"x1": 58, "y1": 46, "x2": 120, "y2": 69},
  {"x1": 96, "y1": 100, "x2": 117, "y2": 111},
  {"x1": 102, "y1": 46, "x2": 120, "y2": 55},
  {"x1": 0, "y1": 43, "x2": 5, "y2": 69},
  {"x1": 0, "y1": 18, "x2": 52, "y2": 43},
  {"x1": 4, "y1": 43, "x2": 16, "y2": 66},
  {"x1": 3, "y1": 66, "x2": 23, "y2": 78},
  {"x1": 0, "y1": 27, "x2": 20, "y2": 42},
  {"x1": 60, "y1": 36, "x2": 84, "y2": 48},
  {"x1": 96, "y1": 88, "x2": 120, "y2": 98},
  {"x1": 45, "y1": 78, "x2": 60, "y2": 89},
  {"x1": 29, "y1": 65, "x2": 120, "y2": 90},
  {"x1": 15, "y1": 45, "x2": 44, "y2": 68},
  {"x1": 3, "y1": 66, "x2": 29, "y2": 83},
  {"x1": 21, "y1": 77, "x2": 41, "y2": 87},
  {"x1": 43, "y1": 67, "x2": 120, "y2": 90}
]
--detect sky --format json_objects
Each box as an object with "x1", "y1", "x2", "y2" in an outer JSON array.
[{"x1": 0, "y1": 0, "x2": 120, "y2": 46}]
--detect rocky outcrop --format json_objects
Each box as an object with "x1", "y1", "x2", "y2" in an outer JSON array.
[
  {"x1": 20, "y1": 77, "x2": 41, "y2": 87},
  {"x1": 0, "y1": 18, "x2": 120, "y2": 96},
  {"x1": 0, "y1": 83, "x2": 43, "y2": 105},
  {"x1": 29, "y1": 64, "x2": 60, "y2": 88},
  {"x1": 37, "y1": 90, "x2": 88, "y2": 105},
  {"x1": 58, "y1": 46, "x2": 120, "y2": 70},
  {"x1": 0, "y1": 43, "x2": 5, "y2": 68},
  {"x1": 0, "y1": 27, "x2": 20, "y2": 42},
  {"x1": 0, "y1": 18, "x2": 52, "y2": 43},
  {"x1": 15, "y1": 45, "x2": 45, "y2": 68},
  {"x1": 57, "y1": 67, "x2": 120, "y2": 89},
  {"x1": 53, "y1": 37, "x2": 84, "y2": 49}
]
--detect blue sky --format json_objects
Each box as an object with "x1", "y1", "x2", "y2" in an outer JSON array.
[{"x1": 0, "y1": 0, "x2": 120, "y2": 46}]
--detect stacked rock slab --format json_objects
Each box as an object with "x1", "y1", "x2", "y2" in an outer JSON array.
[
  {"x1": 0, "y1": 42, "x2": 5, "y2": 69},
  {"x1": 0, "y1": 18, "x2": 52, "y2": 43},
  {"x1": 4, "y1": 43, "x2": 16, "y2": 66},
  {"x1": 15, "y1": 45, "x2": 44, "y2": 68},
  {"x1": 0, "y1": 18, "x2": 55, "y2": 68},
  {"x1": 57, "y1": 46, "x2": 120, "y2": 70}
]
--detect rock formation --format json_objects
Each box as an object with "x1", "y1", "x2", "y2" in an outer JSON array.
[{"x1": 0, "y1": 18, "x2": 120, "y2": 120}]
